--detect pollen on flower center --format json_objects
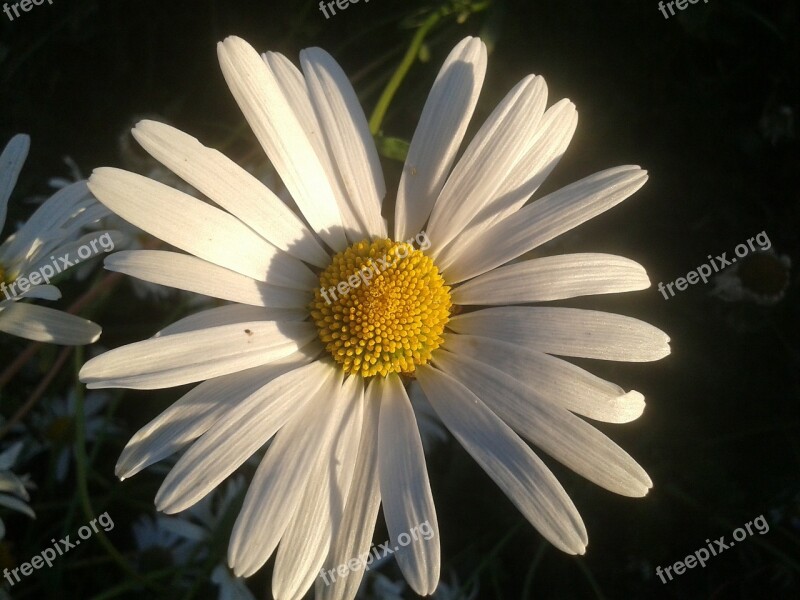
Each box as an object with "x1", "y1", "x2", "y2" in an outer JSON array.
[{"x1": 311, "y1": 238, "x2": 451, "y2": 378}]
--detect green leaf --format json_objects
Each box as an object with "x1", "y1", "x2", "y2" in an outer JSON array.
[{"x1": 374, "y1": 135, "x2": 411, "y2": 162}]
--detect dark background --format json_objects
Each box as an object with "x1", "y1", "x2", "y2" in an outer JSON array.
[{"x1": 1, "y1": 0, "x2": 798, "y2": 598}]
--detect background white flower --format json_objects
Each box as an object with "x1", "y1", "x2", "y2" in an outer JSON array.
[
  {"x1": 30, "y1": 390, "x2": 118, "y2": 482},
  {"x1": 0, "y1": 441, "x2": 36, "y2": 540},
  {"x1": 0, "y1": 134, "x2": 121, "y2": 345}
]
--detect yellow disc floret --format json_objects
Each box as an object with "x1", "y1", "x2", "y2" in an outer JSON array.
[{"x1": 311, "y1": 238, "x2": 451, "y2": 378}]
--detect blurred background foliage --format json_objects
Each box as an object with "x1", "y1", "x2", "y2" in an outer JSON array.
[{"x1": 0, "y1": 0, "x2": 798, "y2": 598}]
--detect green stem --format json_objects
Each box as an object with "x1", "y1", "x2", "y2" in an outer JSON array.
[
  {"x1": 72, "y1": 350, "x2": 163, "y2": 591},
  {"x1": 367, "y1": 0, "x2": 493, "y2": 135},
  {"x1": 368, "y1": 9, "x2": 444, "y2": 135}
]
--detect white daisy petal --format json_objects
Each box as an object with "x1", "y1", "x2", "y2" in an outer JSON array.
[
  {"x1": 0, "y1": 302, "x2": 100, "y2": 345},
  {"x1": 0, "y1": 134, "x2": 30, "y2": 231},
  {"x1": 316, "y1": 378, "x2": 382, "y2": 600},
  {"x1": 228, "y1": 365, "x2": 343, "y2": 577},
  {"x1": 394, "y1": 37, "x2": 487, "y2": 242},
  {"x1": 481, "y1": 99, "x2": 578, "y2": 226},
  {"x1": 272, "y1": 376, "x2": 364, "y2": 600},
  {"x1": 26, "y1": 230, "x2": 125, "y2": 278},
  {"x1": 0, "y1": 495, "x2": 36, "y2": 520},
  {"x1": 443, "y1": 166, "x2": 648, "y2": 283},
  {"x1": 377, "y1": 374, "x2": 440, "y2": 596},
  {"x1": 158, "y1": 360, "x2": 335, "y2": 516},
  {"x1": 426, "y1": 75, "x2": 548, "y2": 253},
  {"x1": 263, "y1": 51, "x2": 364, "y2": 240},
  {"x1": 416, "y1": 364, "x2": 587, "y2": 554},
  {"x1": 156, "y1": 304, "x2": 308, "y2": 337},
  {"x1": 447, "y1": 307, "x2": 670, "y2": 362},
  {"x1": 436, "y1": 100, "x2": 578, "y2": 269},
  {"x1": 104, "y1": 250, "x2": 311, "y2": 308},
  {"x1": 217, "y1": 36, "x2": 347, "y2": 251},
  {"x1": 434, "y1": 350, "x2": 653, "y2": 497},
  {"x1": 2, "y1": 181, "x2": 95, "y2": 265},
  {"x1": 115, "y1": 351, "x2": 315, "y2": 479},
  {"x1": 0, "y1": 473, "x2": 28, "y2": 498},
  {"x1": 444, "y1": 335, "x2": 645, "y2": 423},
  {"x1": 39, "y1": 200, "x2": 110, "y2": 242},
  {"x1": 88, "y1": 168, "x2": 315, "y2": 288},
  {"x1": 79, "y1": 320, "x2": 317, "y2": 389},
  {"x1": 301, "y1": 47, "x2": 387, "y2": 239},
  {"x1": 451, "y1": 253, "x2": 650, "y2": 305},
  {"x1": 13, "y1": 284, "x2": 61, "y2": 302},
  {"x1": 132, "y1": 120, "x2": 331, "y2": 267}
]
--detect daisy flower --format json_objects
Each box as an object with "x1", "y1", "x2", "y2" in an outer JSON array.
[
  {"x1": 132, "y1": 513, "x2": 196, "y2": 571},
  {"x1": 80, "y1": 36, "x2": 670, "y2": 600},
  {"x1": 0, "y1": 441, "x2": 36, "y2": 539},
  {"x1": 30, "y1": 390, "x2": 118, "y2": 482},
  {"x1": 0, "y1": 134, "x2": 118, "y2": 345}
]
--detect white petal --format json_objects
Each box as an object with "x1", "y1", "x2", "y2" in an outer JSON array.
[
  {"x1": 227, "y1": 365, "x2": 343, "y2": 577},
  {"x1": 79, "y1": 320, "x2": 317, "y2": 389},
  {"x1": 2, "y1": 181, "x2": 95, "y2": 266},
  {"x1": 435, "y1": 100, "x2": 577, "y2": 269},
  {"x1": 158, "y1": 360, "x2": 335, "y2": 515},
  {"x1": 217, "y1": 37, "x2": 346, "y2": 251},
  {"x1": 0, "y1": 302, "x2": 100, "y2": 345},
  {"x1": 301, "y1": 48, "x2": 387, "y2": 239},
  {"x1": 426, "y1": 75, "x2": 548, "y2": 253},
  {"x1": 451, "y1": 254, "x2": 650, "y2": 305},
  {"x1": 481, "y1": 99, "x2": 578, "y2": 226},
  {"x1": 132, "y1": 120, "x2": 331, "y2": 267},
  {"x1": 444, "y1": 335, "x2": 645, "y2": 423},
  {"x1": 272, "y1": 375, "x2": 364, "y2": 600},
  {"x1": 447, "y1": 307, "x2": 670, "y2": 362},
  {"x1": 263, "y1": 51, "x2": 364, "y2": 241},
  {"x1": 377, "y1": 374, "x2": 440, "y2": 595},
  {"x1": 434, "y1": 350, "x2": 652, "y2": 497},
  {"x1": 105, "y1": 250, "x2": 311, "y2": 308},
  {"x1": 0, "y1": 494, "x2": 35, "y2": 519},
  {"x1": 88, "y1": 167, "x2": 315, "y2": 289},
  {"x1": 0, "y1": 134, "x2": 29, "y2": 231},
  {"x1": 26, "y1": 230, "x2": 125, "y2": 277},
  {"x1": 394, "y1": 37, "x2": 487, "y2": 241},
  {"x1": 156, "y1": 304, "x2": 308, "y2": 337},
  {"x1": 443, "y1": 166, "x2": 648, "y2": 283},
  {"x1": 114, "y1": 352, "x2": 314, "y2": 479},
  {"x1": 416, "y1": 364, "x2": 587, "y2": 554},
  {"x1": 316, "y1": 377, "x2": 382, "y2": 600},
  {"x1": 13, "y1": 284, "x2": 61, "y2": 302}
]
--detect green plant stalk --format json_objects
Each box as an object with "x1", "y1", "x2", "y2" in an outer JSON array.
[
  {"x1": 368, "y1": 0, "x2": 492, "y2": 135},
  {"x1": 368, "y1": 9, "x2": 444, "y2": 135},
  {"x1": 72, "y1": 350, "x2": 163, "y2": 591}
]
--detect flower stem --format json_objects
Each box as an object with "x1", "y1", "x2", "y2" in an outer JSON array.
[
  {"x1": 72, "y1": 349, "x2": 163, "y2": 591},
  {"x1": 367, "y1": 0, "x2": 492, "y2": 136},
  {"x1": 368, "y1": 9, "x2": 444, "y2": 135}
]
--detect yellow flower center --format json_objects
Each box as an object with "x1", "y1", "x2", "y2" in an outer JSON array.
[{"x1": 311, "y1": 239, "x2": 451, "y2": 378}]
